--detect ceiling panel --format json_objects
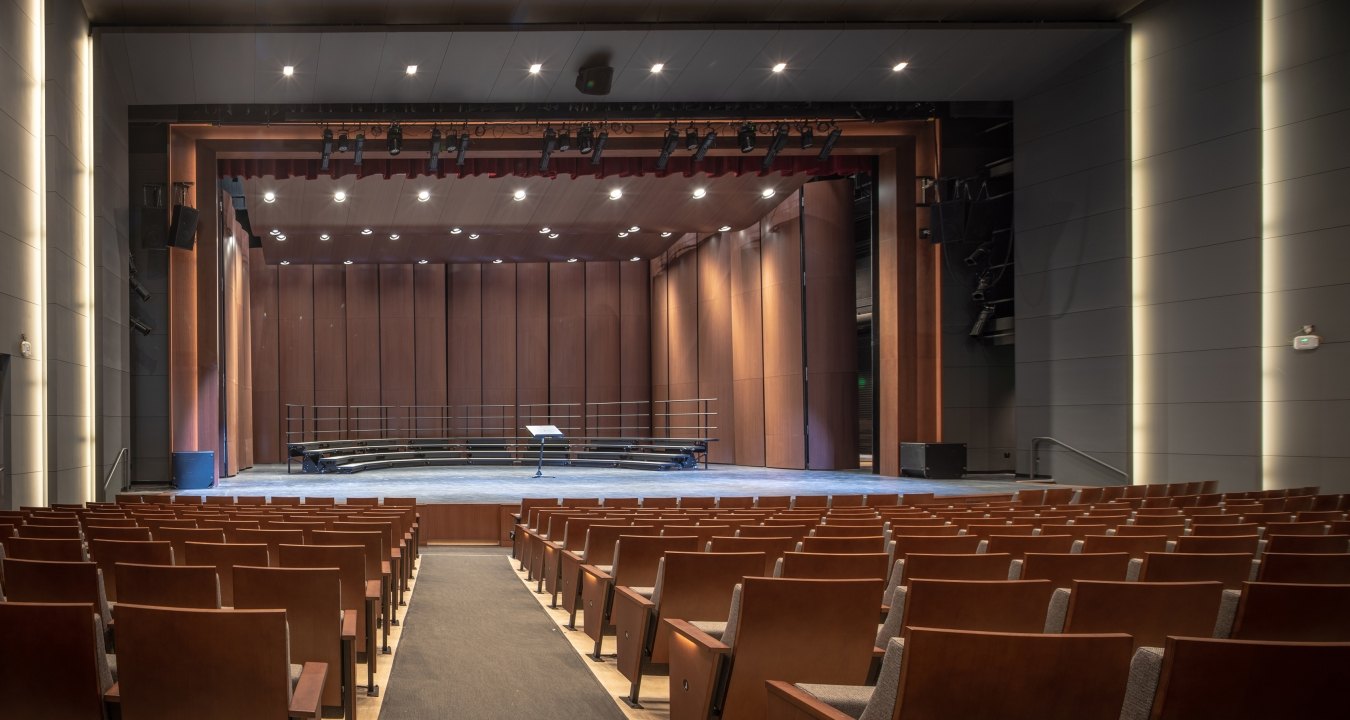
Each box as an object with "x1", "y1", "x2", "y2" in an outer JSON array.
[
  {"x1": 718, "y1": 28, "x2": 844, "y2": 102},
  {"x1": 431, "y1": 32, "x2": 515, "y2": 101},
  {"x1": 252, "y1": 34, "x2": 323, "y2": 104},
  {"x1": 487, "y1": 31, "x2": 584, "y2": 102},
  {"x1": 545, "y1": 29, "x2": 649, "y2": 102},
  {"x1": 189, "y1": 34, "x2": 255, "y2": 104},
  {"x1": 372, "y1": 33, "x2": 455, "y2": 104},
  {"x1": 122, "y1": 32, "x2": 195, "y2": 105},
  {"x1": 663, "y1": 29, "x2": 775, "y2": 102},
  {"x1": 606, "y1": 29, "x2": 714, "y2": 103},
  {"x1": 312, "y1": 32, "x2": 387, "y2": 103}
]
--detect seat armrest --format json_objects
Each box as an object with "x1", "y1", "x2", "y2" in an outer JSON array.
[
  {"x1": 103, "y1": 683, "x2": 120, "y2": 704},
  {"x1": 288, "y1": 662, "x2": 328, "y2": 719},
  {"x1": 341, "y1": 609, "x2": 357, "y2": 640},
  {"x1": 765, "y1": 680, "x2": 857, "y2": 720},
  {"x1": 579, "y1": 563, "x2": 615, "y2": 583},
  {"x1": 365, "y1": 579, "x2": 382, "y2": 600},
  {"x1": 666, "y1": 618, "x2": 730, "y2": 654},
  {"x1": 381, "y1": 561, "x2": 391, "y2": 576},
  {"x1": 872, "y1": 645, "x2": 885, "y2": 659},
  {"x1": 612, "y1": 585, "x2": 656, "y2": 611}
]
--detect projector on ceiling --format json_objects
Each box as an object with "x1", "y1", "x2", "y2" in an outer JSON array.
[{"x1": 576, "y1": 65, "x2": 614, "y2": 96}]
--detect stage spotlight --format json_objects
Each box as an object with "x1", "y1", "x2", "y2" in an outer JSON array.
[
  {"x1": 971, "y1": 272, "x2": 992, "y2": 302},
  {"x1": 577, "y1": 125, "x2": 595, "y2": 154},
  {"x1": 353, "y1": 133, "x2": 365, "y2": 166},
  {"x1": 456, "y1": 132, "x2": 470, "y2": 166},
  {"x1": 737, "y1": 123, "x2": 756, "y2": 153},
  {"x1": 799, "y1": 126, "x2": 814, "y2": 149},
  {"x1": 557, "y1": 128, "x2": 571, "y2": 152},
  {"x1": 387, "y1": 122, "x2": 403, "y2": 156},
  {"x1": 685, "y1": 125, "x2": 699, "y2": 151},
  {"x1": 320, "y1": 128, "x2": 333, "y2": 171},
  {"x1": 818, "y1": 126, "x2": 842, "y2": 161},
  {"x1": 130, "y1": 276, "x2": 151, "y2": 302},
  {"x1": 969, "y1": 303, "x2": 995, "y2": 337},
  {"x1": 591, "y1": 131, "x2": 609, "y2": 165},
  {"x1": 429, "y1": 127, "x2": 443, "y2": 171},
  {"x1": 693, "y1": 129, "x2": 716, "y2": 161},
  {"x1": 964, "y1": 247, "x2": 988, "y2": 267},
  {"x1": 130, "y1": 315, "x2": 153, "y2": 336},
  {"x1": 762, "y1": 123, "x2": 789, "y2": 171},
  {"x1": 656, "y1": 125, "x2": 679, "y2": 170},
  {"x1": 337, "y1": 130, "x2": 349, "y2": 153},
  {"x1": 540, "y1": 127, "x2": 558, "y2": 172}
]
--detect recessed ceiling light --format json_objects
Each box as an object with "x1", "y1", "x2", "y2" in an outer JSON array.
[
  {"x1": 628, "y1": 225, "x2": 640, "y2": 233},
  {"x1": 406, "y1": 64, "x2": 418, "y2": 76},
  {"x1": 343, "y1": 260, "x2": 354, "y2": 265},
  {"x1": 528, "y1": 63, "x2": 542, "y2": 74},
  {"x1": 608, "y1": 188, "x2": 623, "y2": 200},
  {"x1": 389, "y1": 233, "x2": 400, "y2": 240},
  {"x1": 276, "y1": 235, "x2": 287, "y2": 241},
  {"x1": 549, "y1": 233, "x2": 560, "y2": 239},
  {"x1": 320, "y1": 234, "x2": 330, "y2": 241},
  {"x1": 539, "y1": 227, "x2": 551, "y2": 234},
  {"x1": 469, "y1": 233, "x2": 480, "y2": 240},
  {"x1": 333, "y1": 190, "x2": 346, "y2": 203},
  {"x1": 630, "y1": 256, "x2": 641, "y2": 262},
  {"x1": 892, "y1": 61, "x2": 909, "y2": 72},
  {"x1": 280, "y1": 260, "x2": 290, "y2": 265},
  {"x1": 493, "y1": 258, "x2": 504, "y2": 264},
  {"x1": 567, "y1": 257, "x2": 578, "y2": 263},
  {"x1": 650, "y1": 63, "x2": 664, "y2": 73},
  {"x1": 719, "y1": 225, "x2": 732, "y2": 232},
  {"x1": 761, "y1": 188, "x2": 776, "y2": 199},
  {"x1": 691, "y1": 188, "x2": 707, "y2": 199},
  {"x1": 661, "y1": 231, "x2": 673, "y2": 238},
  {"x1": 282, "y1": 65, "x2": 294, "y2": 77},
  {"x1": 618, "y1": 231, "x2": 629, "y2": 238},
  {"x1": 450, "y1": 227, "x2": 463, "y2": 235},
  {"x1": 269, "y1": 228, "x2": 280, "y2": 235},
  {"x1": 417, "y1": 190, "x2": 430, "y2": 202},
  {"x1": 512, "y1": 189, "x2": 527, "y2": 201},
  {"x1": 361, "y1": 228, "x2": 373, "y2": 235},
  {"x1": 263, "y1": 191, "x2": 276, "y2": 203},
  {"x1": 772, "y1": 62, "x2": 787, "y2": 73},
  {"x1": 418, "y1": 259, "x2": 429, "y2": 265}
]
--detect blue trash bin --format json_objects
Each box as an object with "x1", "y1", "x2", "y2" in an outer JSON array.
[{"x1": 172, "y1": 451, "x2": 216, "y2": 490}]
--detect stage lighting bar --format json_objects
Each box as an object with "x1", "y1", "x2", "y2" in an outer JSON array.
[
  {"x1": 540, "y1": 126, "x2": 558, "y2": 172},
  {"x1": 320, "y1": 128, "x2": 333, "y2": 171},
  {"x1": 387, "y1": 122, "x2": 403, "y2": 156},
  {"x1": 762, "y1": 123, "x2": 789, "y2": 171},
  {"x1": 693, "y1": 129, "x2": 717, "y2": 162},
  {"x1": 456, "y1": 132, "x2": 470, "y2": 167},
  {"x1": 337, "y1": 130, "x2": 349, "y2": 153},
  {"x1": 656, "y1": 125, "x2": 679, "y2": 170},
  {"x1": 429, "y1": 126, "x2": 442, "y2": 172},
  {"x1": 557, "y1": 128, "x2": 571, "y2": 152},
  {"x1": 685, "y1": 125, "x2": 699, "y2": 151},
  {"x1": 818, "y1": 126, "x2": 842, "y2": 161},
  {"x1": 737, "y1": 122, "x2": 756, "y2": 153},
  {"x1": 577, "y1": 125, "x2": 595, "y2": 154},
  {"x1": 353, "y1": 133, "x2": 365, "y2": 166},
  {"x1": 799, "y1": 125, "x2": 814, "y2": 149},
  {"x1": 591, "y1": 131, "x2": 609, "y2": 165}
]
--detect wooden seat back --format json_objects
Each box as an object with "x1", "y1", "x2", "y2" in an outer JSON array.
[
  {"x1": 156, "y1": 527, "x2": 226, "y2": 564},
  {"x1": 182, "y1": 542, "x2": 269, "y2": 606},
  {"x1": 1031, "y1": 523, "x2": 1108, "y2": 540},
  {"x1": 88, "y1": 538, "x2": 174, "y2": 601},
  {"x1": 708, "y1": 536, "x2": 795, "y2": 575},
  {"x1": 901, "y1": 579, "x2": 1054, "y2": 634},
  {"x1": 660, "y1": 525, "x2": 731, "y2": 545},
  {"x1": 1144, "y1": 636, "x2": 1350, "y2": 719},
  {"x1": 142, "y1": 518, "x2": 198, "y2": 532},
  {"x1": 1080, "y1": 534, "x2": 1168, "y2": 557},
  {"x1": 779, "y1": 552, "x2": 890, "y2": 581},
  {"x1": 1191, "y1": 522, "x2": 1260, "y2": 537},
  {"x1": 1139, "y1": 552, "x2": 1254, "y2": 589},
  {"x1": 1172, "y1": 534, "x2": 1260, "y2": 554},
  {"x1": 1231, "y1": 582, "x2": 1350, "y2": 641},
  {"x1": 0, "y1": 602, "x2": 110, "y2": 720},
  {"x1": 1187, "y1": 514, "x2": 1243, "y2": 525},
  {"x1": 639, "y1": 497, "x2": 677, "y2": 509},
  {"x1": 1, "y1": 559, "x2": 108, "y2": 627},
  {"x1": 312, "y1": 530, "x2": 383, "y2": 583},
  {"x1": 738, "y1": 524, "x2": 810, "y2": 540},
  {"x1": 1115, "y1": 523, "x2": 1186, "y2": 541},
  {"x1": 232, "y1": 529, "x2": 305, "y2": 566},
  {"x1": 1257, "y1": 552, "x2": 1350, "y2": 583},
  {"x1": 985, "y1": 534, "x2": 1075, "y2": 558},
  {"x1": 679, "y1": 496, "x2": 716, "y2": 509},
  {"x1": 892, "y1": 534, "x2": 982, "y2": 557},
  {"x1": 278, "y1": 543, "x2": 369, "y2": 651},
  {"x1": 720, "y1": 577, "x2": 883, "y2": 719},
  {"x1": 17, "y1": 524, "x2": 83, "y2": 539},
  {"x1": 884, "y1": 517, "x2": 947, "y2": 527},
  {"x1": 84, "y1": 526, "x2": 152, "y2": 542},
  {"x1": 235, "y1": 565, "x2": 345, "y2": 708},
  {"x1": 715, "y1": 496, "x2": 753, "y2": 509},
  {"x1": 812, "y1": 524, "x2": 885, "y2": 537},
  {"x1": 798, "y1": 535, "x2": 887, "y2": 554},
  {"x1": 116, "y1": 562, "x2": 221, "y2": 608},
  {"x1": 611, "y1": 535, "x2": 701, "y2": 587},
  {"x1": 902, "y1": 553, "x2": 1015, "y2": 585},
  {"x1": 581, "y1": 525, "x2": 658, "y2": 565},
  {"x1": 649, "y1": 551, "x2": 765, "y2": 662},
  {"x1": 962, "y1": 523, "x2": 1037, "y2": 538},
  {"x1": 1019, "y1": 552, "x2": 1131, "y2": 587},
  {"x1": 891, "y1": 628, "x2": 1132, "y2": 720},
  {"x1": 1240, "y1": 511, "x2": 1294, "y2": 526},
  {"x1": 885, "y1": 524, "x2": 961, "y2": 536},
  {"x1": 113, "y1": 604, "x2": 302, "y2": 719},
  {"x1": 2, "y1": 536, "x2": 86, "y2": 562},
  {"x1": 1264, "y1": 534, "x2": 1349, "y2": 554},
  {"x1": 1264, "y1": 521, "x2": 1328, "y2": 536},
  {"x1": 261, "y1": 519, "x2": 327, "y2": 540},
  {"x1": 1063, "y1": 580, "x2": 1224, "y2": 649}
]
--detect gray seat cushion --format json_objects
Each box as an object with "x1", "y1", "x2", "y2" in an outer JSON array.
[
  {"x1": 690, "y1": 621, "x2": 727, "y2": 640},
  {"x1": 1118, "y1": 646, "x2": 1164, "y2": 720},
  {"x1": 795, "y1": 683, "x2": 872, "y2": 719},
  {"x1": 629, "y1": 586, "x2": 655, "y2": 599}
]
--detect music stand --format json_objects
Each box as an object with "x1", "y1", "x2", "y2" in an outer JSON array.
[{"x1": 526, "y1": 425, "x2": 565, "y2": 479}]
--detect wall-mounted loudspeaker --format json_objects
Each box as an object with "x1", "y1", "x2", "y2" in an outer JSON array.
[
  {"x1": 168, "y1": 204, "x2": 199, "y2": 250},
  {"x1": 576, "y1": 65, "x2": 613, "y2": 96}
]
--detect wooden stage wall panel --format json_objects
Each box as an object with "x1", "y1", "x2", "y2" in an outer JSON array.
[
  {"x1": 585, "y1": 262, "x2": 621, "y2": 435},
  {"x1": 803, "y1": 181, "x2": 860, "y2": 470},
  {"x1": 413, "y1": 265, "x2": 448, "y2": 435},
  {"x1": 549, "y1": 262, "x2": 586, "y2": 418},
  {"x1": 447, "y1": 263, "x2": 483, "y2": 434},
  {"x1": 760, "y1": 196, "x2": 807, "y2": 469},
  {"x1": 480, "y1": 262, "x2": 518, "y2": 421},
  {"x1": 698, "y1": 233, "x2": 735, "y2": 464},
  {"x1": 313, "y1": 266, "x2": 348, "y2": 419},
  {"x1": 730, "y1": 225, "x2": 766, "y2": 467},
  {"x1": 249, "y1": 250, "x2": 280, "y2": 464},
  {"x1": 620, "y1": 262, "x2": 651, "y2": 435},
  {"x1": 516, "y1": 263, "x2": 550, "y2": 408},
  {"x1": 344, "y1": 266, "x2": 383, "y2": 432},
  {"x1": 650, "y1": 265, "x2": 669, "y2": 437},
  {"x1": 379, "y1": 265, "x2": 417, "y2": 431},
  {"x1": 278, "y1": 265, "x2": 316, "y2": 442}
]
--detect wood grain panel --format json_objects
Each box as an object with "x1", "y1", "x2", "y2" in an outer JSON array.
[
  {"x1": 803, "y1": 180, "x2": 859, "y2": 470},
  {"x1": 585, "y1": 262, "x2": 621, "y2": 436},
  {"x1": 418, "y1": 504, "x2": 502, "y2": 544},
  {"x1": 344, "y1": 265, "x2": 382, "y2": 436},
  {"x1": 248, "y1": 249, "x2": 279, "y2": 463},
  {"x1": 731, "y1": 225, "x2": 766, "y2": 466},
  {"x1": 277, "y1": 265, "x2": 315, "y2": 443},
  {"x1": 620, "y1": 261, "x2": 651, "y2": 436},
  {"x1": 413, "y1": 264, "x2": 447, "y2": 436},
  {"x1": 650, "y1": 264, "x2": 669, "y2": 437},
  {"x1": 447, "y1": 263, "x2": 482, "y2": 435},
  {"x1": 193, "y1": 147, "x2": 219, "y2": 477},
  {"x1": 312, "y1": 266, "x2": 348, "y2": 438},
  {"x1": 223, "y1": 209, "x2": 249, "y2": 474},
  {"x1": 515, "y1": 263, "x2": 550, "y2": 409},
  {"x1": 666, "y1": 243, "x2": 700, "y2": 439},
  {"x1": 379, "y1": 266, "x2": 416, "y2": 435},
  {"x1": 170, "y1": 237, "x2": 198, "y2": 454},
  {"x1": 876, "y1": 148, "x2": 903, "y2": 476},
  {"x1": 480, "y1": 262, "x2": 517, "y2": 434},
  {"x1": 237, "y1": 242, "x2": 254, "y2": 469},
  {"x1": 697, "y1": 233, "x2": 735, "y2": 463},
  {"x1": 761, "y1": 196, "x2": 806, "y2": 469},
  {"x1": 548, "y1": 262, "x2": 586, "y2": 431}
]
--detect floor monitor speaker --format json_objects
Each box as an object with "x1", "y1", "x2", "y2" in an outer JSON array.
[{"x1": 168, "y1": 204, "x2": 199, "y2": 250}]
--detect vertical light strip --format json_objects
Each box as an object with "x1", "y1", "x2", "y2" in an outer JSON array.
[
  {"x1": 1129, "y1": 29, "x2": 1148, "y2": 485},
  {"x1": 35, "y1": 0, "x2": 49, "y2": 506},
  {"x1": 1259, "y1": 0, "x2": 1274, "y2": 490},
  {"x1": 84, "y1": 31, "x2": 98, "y2": 500}
]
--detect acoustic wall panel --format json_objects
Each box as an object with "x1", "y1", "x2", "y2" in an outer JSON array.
[
  {"x1": 803, "y1": 181, "x2": 860, "y2": 469},
  {"x1": 379, "y1": 266, "x2": 417, "y2": 434},
  {"x1": 730, "y1": 225, "x2": 767, "y2": 466},
  {"x1": 698, "y1": 233, "x2": 735, "y2": 463},
  {"x1": 666, "y1": 245, "x2": 700, "y2": 430},
  {"x1": 760, "y1": 197, "x2": 807, "y2": 469},
  {"x1": 585, "y1": 262, "x2": 621, "y2": 435},
  {"x1": 651, "y1": 265, "x2": 669, "y2": 437},
  {"x1": 481, "y1": 262, "x2": 518, "y2": 432},
  {"x1": 620, "y1": 261, "x2": 651, "y2": 436},
  {"x1": 447, "y1": 263, "x2": 482, "y2": 434},
  {"x1": 549, "y1": 262, "x2": 586, "y2": 429},
  {"x1": 516, "y1": 263, "x2": 550, "y2": 409},
  {"x1": 344, "y1": 265, "x2": 382, "y2": 436},
  {"x1": 277, "y1": 265, "x2": 315, "y2": 443},
  {"x1": 413, "y1": 264, "x2": 447, "y2": 435},
  {"x1": 312, "y1": 266, "x2": 348, "y2": 413},
  {"x1": 248, "y1": 249, "x2": 280, "y2": 463}
]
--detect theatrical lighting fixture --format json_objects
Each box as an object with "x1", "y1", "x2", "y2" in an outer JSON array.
[
  {"x1": 263, "y1": 191, "x2": 276, "y2": 204},
  {"x1": 337, "y1": 131, "x2": 349, "y2": 153},
  {"x1": 660, "y1": 231, "x2": 673, "y2": 238},
  {"x1": 656, "y1": 125, "x2": 679, "y2": 170},
  {"x1": 320, "y1": 234, "x2": 330, "y2": 241},
  {"x1": 456, "y1": 133, "x2": 470, "y2": 166},
  {"x1": 320, "y1": 128, "x2": 333, "y2": 171},
  {"x1": 429, "y1": 127, "x2": 442, "y2": 171},
  {"x1": 333, "y1": 190, "x2": 347, "y2": 203},
  {"x1": 386, "y1": 122, "x2": 403, "y2": 156},
  {"x1": 737, "y1": 123, "x2": 757, "y2": 153},
  {"x1": 567, "y1": 258, "x2": 578, "y2": 263},
  {"x1": 608, "y1": 188, "x2": 623, "y2": 200},
  {"x1": 418, "y1": 259, "x2": 429, "y2": 265},
  {"x1": 418, "y1": 189, "x2": 431, "y2": 202},
  {"x1": 591, "y1": 131, "x2": 609, "y2": 165},
  {"x1": 280, "y1": 260, "x2": 291, "y2": 266},
  {"x1": 361, "y1": 228, "x2": 373, "y2": 235},
  {"x1": 893, "y1": 61, "x2": 909, "y2": 72},
  {"x1": 539, "y1": 227, "x2": 551, "y2": 234},
  {"x1": 799, "y1": 126, "x2": 814, "y2": 149},
  {"x1": 762, "y1": 123, "x2": 790, "y2": 171},
  {"x1": 650, "y1": 63, "x2": 664, "y2": 73},
  {"x1": 577, "y1": 125, "x2": 595, "y2": 154},
  {"x1": 761, "y1": 188, "x2": 776, "y2": 199},
  {"x1": 692, "y1": 187, "x2": 707, "y2": 199},
  {"x1": 818, "y1": 126, "x2": 842, "y2": 161},
  {"x1": 389, "y1": 233, "x2": 400, "y2": 240},
  {"x1": 282, "y1": 65, "x2": 294, "y2": 77},
  {"x1": 549, "y1": 233, "x2": 560, "y2": 239},
  {"x1": 628, "y1": 226, "x2": 641, "y2": 233},
  {"x1": 630, "y1": 256, "x2": 641, "y2": 262},
  {"x1": 618, "y1": 231, "x2": 629, "y2": 238},
  {"x1": 540, "y1": 127, "x2": 558, "y2": 172},
  {"x1": 468, "y1": 233, "x2": 480, "y2": 240},
  {"x1": 269, "y1": 228, "x2": 280, "y2": 235},
  {"x1": 450, "y1": 227, "x2": 462, "y2": 235},
  {"x1": 130, "y1": 276, "x2": 151, "y2": 302},
  {"x1": 694, "y1": 129, "x2": 716, "y2": 161},
  {"x1": 772, "y1": 62, "x2": 787, "y2": 73},
  {"x1": 971, "y1": 272, "x2": 992, "y2": 302},
  {"x1": 719, "y1": 225, "x2": 732, "y2": 232},
  {"x1": 964, "y1": 247, "x2": 988, "y2": 267},
  {"x1": 406, "y1": 64, "x2": 418, "y2": 75},
  {"x1": 343, "y1": 260, "x2": 354, "y2": 265},
  {"x1": 685, "y1": 125, "x2": 699, "y2": 151},
  {"x1": 529, "y1": 63, "x2": 542, "y2": 74},
  {"x1": 513, "y1": 189, "x2": 527, "y2": 201},
  {"x1": 130, "y1": 316, "x2": 153, "y2": 336},
  {"x1": 557, "y1": 128, "x2": 571, "y2": 152},
  {"x1": 970, "y1": 303, "x2": 995, "y2": 337},
  {"x1": 353, "y1": 133, "x2": 365, "y2": 166},
  {"x1": 493, "y1": 258, "x2": 504, "y2": 264}
]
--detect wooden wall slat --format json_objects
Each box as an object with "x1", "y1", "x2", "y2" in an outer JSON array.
[
  {"x1": 516, "y1": 263, "x2": 550, "y2": 409},
  {"x1": 413, "y1": 264, "x2": 447, "y2": 436},
  {"x1": 666, "y1": 246, "x2": 700, "y2": 439},
  {"x1": 313, "y1": 266, "x2": 348, "y2": 435},
  {"x1": 481, "y1": 262, "x2": 518, "y2": 434},
  {"x1": 650, "y1": 265, "x2": 669, "y2": 437},
  {"x1": 277, "y1": 265, "x2": 315, "y2": 443},
  {"x1": 548, "y1": 262, "x2": 586, "y2": 431},
  {"x1": 379, "y1": 266, "x2": 416, "y2": 434},
  {"x1": 760, "y1": 197, "x2": 807, "y2": 469},
  {"x1": 620, "y1": 261, "x2": 651, "y2": 436},
  {"x1": 697, "y1": 233, "x2": 735, "y2": 463},
  {"x1": 344, "y1": 265, "x2": 382, "y2": 436},
  {"x1": 585, "y1": 262, "x2": 621, "y2": 436},
  {"x1": 730, "y1": 225, "x2": 766, "y2": 466},
  {"x1": 803, "y1": 181, "x2": 860, "y2": 470},
  {"x1": 447, "y1": 263, "x2": 482, "y2": 435},
  {"x1": 247, "y1": 249, "x2": 279, "y2": 464}
]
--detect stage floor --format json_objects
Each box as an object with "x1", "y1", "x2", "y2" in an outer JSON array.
[{"x1": 184, "y1": 464, "x2": 1018, "y2": 504}]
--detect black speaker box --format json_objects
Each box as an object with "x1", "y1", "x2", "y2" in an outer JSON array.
[
  {"x1": 928, "y1": 199, "x2": 967, "y2": 244},
  {"x1": 900, "y1": 442, "x2": 967, "y2": 479},
  {"x1": 168, "y1": 204, "x2": 199, "y2": 250},
  {"x1": 576, "y1": 65, "x2": 613, "y2": 95}
]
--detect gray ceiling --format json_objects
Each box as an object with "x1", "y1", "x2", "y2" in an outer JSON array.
[
  {"x1": 84, "y1": 0, "x2": 1146, "y2": 26},
  {"x1": 100, "y1": 25, "x2": 1121, "y2": 106}
]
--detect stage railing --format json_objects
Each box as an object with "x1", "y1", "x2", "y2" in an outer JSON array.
[{"x1": 653, "y1": 397, "x2": 719, "y2": 438}]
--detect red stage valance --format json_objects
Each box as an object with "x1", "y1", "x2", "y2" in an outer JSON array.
[{"x1": 218, "y1": 155, "x2": 872, "y2": 181}]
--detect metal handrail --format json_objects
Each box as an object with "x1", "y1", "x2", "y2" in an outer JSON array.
[
  {"x1": 101, "y1": 447, "x2": 130, "y2": 497},
  {"x1": 1029, "y1": 437, "x2": 1130, "y2": 484}
]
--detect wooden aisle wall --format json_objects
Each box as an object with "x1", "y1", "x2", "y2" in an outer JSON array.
[{"x1": 249, "y1": 260, "x2": 650, "y2": 464}]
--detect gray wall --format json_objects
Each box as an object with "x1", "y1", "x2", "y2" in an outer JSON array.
[
  {"x1": 1012, "y1": 33, "x2": 1133, "y2": 485},
  {"x1": 1262, "y1": 0, "x2": 1350, "y2": 491},
  {"x1": 1128, "y1": 0, "x2": 1263, "y2": 491}
]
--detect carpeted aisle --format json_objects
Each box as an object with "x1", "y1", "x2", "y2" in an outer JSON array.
[{"x1": 379, "y1": 548, "x2": 628, "y2": 719}]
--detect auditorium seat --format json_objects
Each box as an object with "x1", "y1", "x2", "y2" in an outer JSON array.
[
  {"x1": 88, "y1": 539, "x2": 174, "y2": 601},
  {"x1": 811, "y1": 525, "x2": 886, "y2": 538},
  {"x1": 667, "y1": 577, "x2": 883, "y2": 720},
  {"x1": 1229, "y1": 582, "x2": 1350, "y2": 641},
  {"x1": 579, "y1": 534, "x2": 700, "y2": 658},
  {"x1": 1118, "y1": 637, "x2": 1347, "y2": 720},
  {"x1": 1013, "y1": 551, "x2": 1133, "y2": 587},
  {"x1": 280, "y1": 543, "x2": 380, "y2": 696},
  {"x1": 1256, "y1": 552, "x2": 1350, "y2": 583},
  {"x1": 1172, "y1": 534, "x2": 1260, "y2": 554},
  {"x1": 2, "y1": 536, "x2": 87, "y2": 562},
  {"x1": 1077, "y1": 534, "x2": 1168, "y2": 557},
  {"x1": 1138, "y1": 552, "x2": 1255, "y2": 589},
  {"x1": 877, "y1": 578, "x2": 1054, "y2": 648},
  {"x1": 661, "y1": 524, "x2": 732, "y2": 546},
  {"x1": 182, "y1": 542, "x2": 269, "y2": 607},
  {"x1": 767, "y1": 628, "x2": 1132, "y2": 720},
  {"x1": 0, "y1": 559, "x2": 112, "y2": 631},
  {"x1": 887, "y1": 552, "x2": 1015, "y2": 593},
  {"x1": 155, "y1": 527, "x2": 226, "y2": 564},
  {"x1": 1264, "y1": 533, "x2": 1349, "y2": 554},
  {"x1": 559, "y1": 524, "x2": 659, "y2": 628},
  {"x1": 333, "y1": 519, "x2": 406, "y2": 606},
  {"x1": 777, "y1": 552, "x2": 890, "y2": 583},
  {"x1": 984, "y1": 534, "x2": 1075, "y2": 558},
  {"x1": 1191, "y1": 522, "x2": 1260, "y2": 537},
  {"x1": 537, "y1": 515, "x2": 609, "y2": 600},
  {"x1": 233, "y1": 528, "x2": 305, "y2": 566},
  {"x1": 115, "y1": 562, "x2": 221, "y2": 608},
  {"x1": 707, "y1": 535, "x2": 795, "y2": 576},
  {"x1": 17, "y1": 524, "x2": 84, "y2": 539},
  {"x1": 716, "y1": 496, "x2": 754, "y2": 509},
  {"x1": 1047, "y1": 580, "x2": 1226, "y2": 648},
  {"x1": 0, "y1": 602, "x2": 113, "y2": 719},
  {"x1": 798, "y1": 535, "x2": 887, "y2": 554},
  {"x1": 313, "y1": 529, "x2": 392, "y2": 652},
  {"x1": 84, "y1": 526, "x2": 152, "y2": 543},
  {"x1": 1263, "y1": 520, "x2": 1329, "y2": 536},
  {"x1": 110, "y1": 603, "x2": 327, "y2": 719}
]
